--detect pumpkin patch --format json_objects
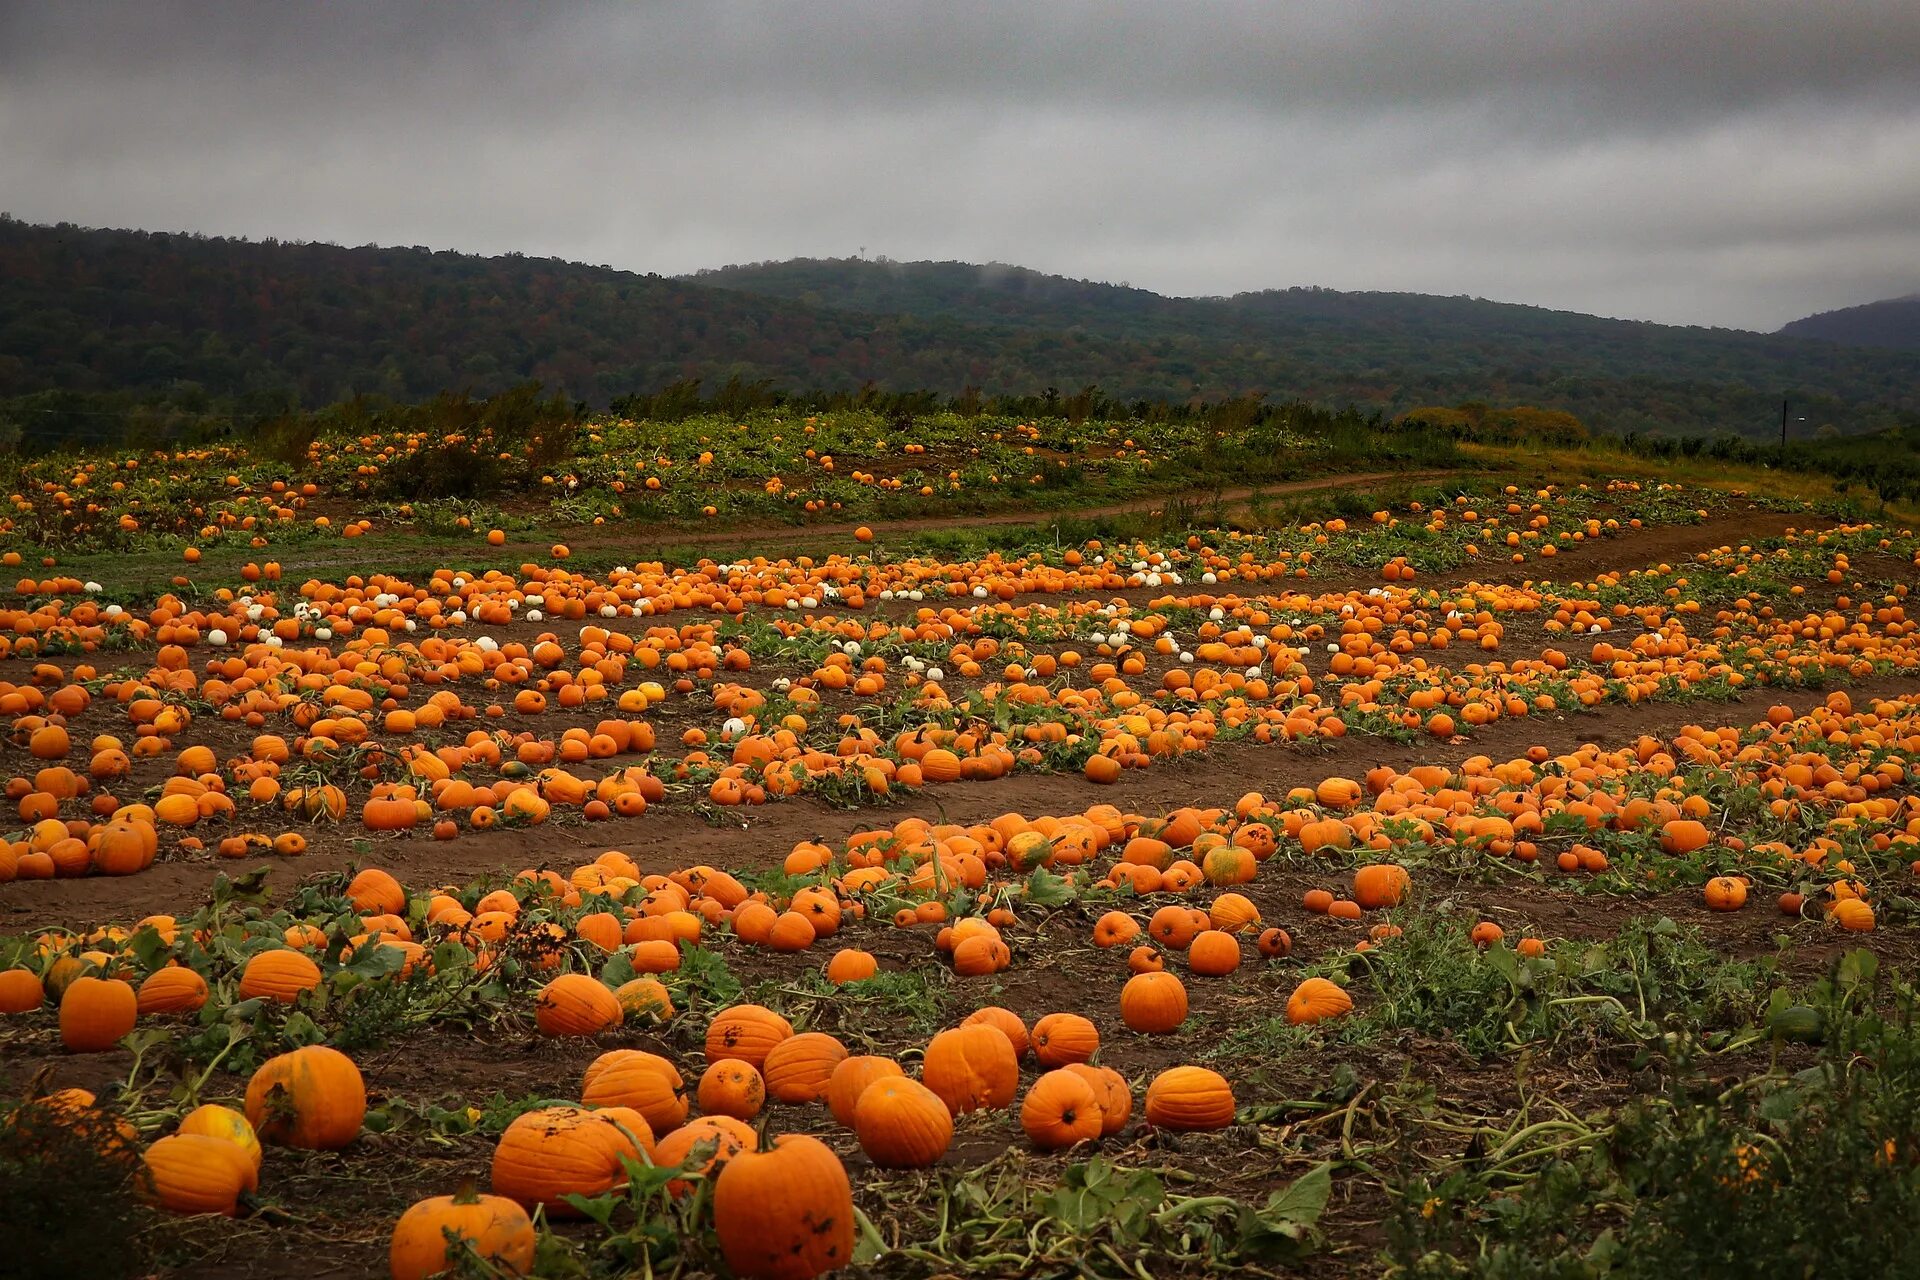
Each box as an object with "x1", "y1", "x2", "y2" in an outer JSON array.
[{"x1": 1, "y1": 437, "x2": 1918, "y2": 1277}]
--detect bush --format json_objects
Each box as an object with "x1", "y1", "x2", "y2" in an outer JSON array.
[{"x1": 0, "y1": 1096, "x2": 149, "y2": 1280}]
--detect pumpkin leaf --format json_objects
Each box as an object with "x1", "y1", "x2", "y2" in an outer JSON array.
[
  {"x1": 280, "y1": 1010, "x2": 324, "y2": 1047},
  {"x1": 1323, "y1": 1063, "x2": 1361, "y2": 1104},
  {"x1": 668, "y1": 942, "x2": 742, "y2": 1009},
  {"x1": 851, "y1": 1206, "x2": 887, "y2": 1265},
  {"x1": 1042, "y1": 1158, "x2": 1161, "y2": 1238},
  {"x1": 125, "y1": 924, "x2": 171, "y2": 971},
  {"x1": 1262, "y1": 1162, "x2": 1332, "y2": 1227},
  {"x1": 222, "y1": 996, "x2": 267, "y2": 1023},
  {"x1": 1837, "y1": 949, "x2": 1878, "y2": 992},
  {"x1": 208, "y1": 867, "x2": 272, "y2": 907},
  {"x1": 1758, "y1": 1086, "x2": 1802, "y2": 1128},
  {"x1": 599, "y1": 950, "x2": 637, "y2": 989},
  {"x1": 1482, "y1": 942, "x2": 1519, "y2": 983},
  {"x1": 1586, "y1": 1229, "x2": 1620, "y2": 1269},
  {"x1": 339, "y1": 942, "x2": 405, "y2": 983},
  {"x1": 1023, "y1": 866, "x2": 1077, "y2": 908},
  {"x1": 561, "y1": 1190, "x2": 619, "y2": 1227},
  {"x1": 430, "y1": 940, "x2": 474, "y2": 975},
  {"x1": 1237, "y1": 1163, "x2": 1332, "y2": 1260}
]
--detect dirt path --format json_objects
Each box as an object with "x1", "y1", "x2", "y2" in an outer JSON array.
[
  {"x1": 589, "y1": 469, "x2": 1462, "y2": 554},
  {"x1": 13, "y1": 668, "x2": 1914, "y2": 935}
]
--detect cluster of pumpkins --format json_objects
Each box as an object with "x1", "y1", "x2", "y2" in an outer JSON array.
[
  {"x1": 2, "y1": 507, "x2": 1912, "y2": 858},
  {"x1": 16, "y1": 1009, "x2": 1237, "y2": 1280}
]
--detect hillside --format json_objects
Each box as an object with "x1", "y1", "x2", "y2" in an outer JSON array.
[
  {"x1": 0, "y1": 217, "x2": 1106, "y2": 411},
  {"x1": 698, "y1": 258, "x2": 1920, "y2": 436},
  {"x1": 5, "y1": 217, "x2": 1920, "y2": 445},
  {"x1": 1779, "y1": 295, "x2": 1920, "y2": 351}
]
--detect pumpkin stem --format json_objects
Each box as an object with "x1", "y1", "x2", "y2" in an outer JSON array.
[
  {"x1": 25, "y1": 1064, "x2": 55, "y2": 1100},
  {"x1": 452, "y1": 1177, "x2": 480, "y2": 1206}
]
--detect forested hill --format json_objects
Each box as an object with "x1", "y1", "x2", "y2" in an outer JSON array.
[
  {"x1": 1779, "y1": 296, "x2": 1920, "y2": 351},
  {"x1": 6, "y1": 216, "x2": 1920, "y2": 442},
  {"x1": 696, "y1": 258, "x2": 1920, "y2": 436},
  {"x1": 0, "y1": 217, "x2": 1094, "y2": 410}
]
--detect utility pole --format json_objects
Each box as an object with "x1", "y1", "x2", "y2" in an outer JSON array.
[{"x1": 1780, "y1": 397, "x2": 1789, "y2": 448}]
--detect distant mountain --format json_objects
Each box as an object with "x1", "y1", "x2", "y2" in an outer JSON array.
[
  {"x1": 695, "y1": 258, "x2": 1920, "y2": 436},
  {"x1": 0, "y1": 217, "x2": 1082, "y2": 410},
  {"x1": 5, "y1": 217, "x2": 1919, "y2": 446},
  {"x1": 1780, "y1": 295, "x2": 1920, "y2": 351}
]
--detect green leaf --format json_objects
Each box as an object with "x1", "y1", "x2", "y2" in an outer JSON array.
[
  {"x1": 126, "y1": 925, "x2": 171, "y2": 970},
  {"x1": 1262, "y1": 1162, "x2": 1332, "y2": 1231},
  {"x1": 561, "y1": 1191, "x2": 618, "y2": 1227},
  {"x1": 222, "y1": 996, "x2": 266, "y2": 1023},
  {"x1": 1838, "y1": 949, "x2": 1878, "y2": 992},
  {"x1": 121, "y1": 1028, "x2": 173, "y2": 1058},
  {"x1": 852, "y1": 1206, "x2": 887, "y2": 1265},
  {"x1": 282, "y1": 1010, "x2": 324, "y2": 1046},
  {"x1": 1483, "y1": 943, "x2": 1519, "y2": 983},
  {"x1": 1043, "y1": 1158, "x2": 1162, "y2": 1239},
  {"x1": 431, "y1": 940, "x2": 474, "y2": 975},
  {"x1": 1323, "y1": 1063, "x2": 1360, "y2": 1104},
  {"x1": 1023, "y1": 866, "x2": 1078, "y2": 908},
  {"x1": 1586, "y1": 1229, "x2": 1620, "y2": 1269},
  {"x1": 599, "y1": 950, "x2": 637, "y2": 989},
  {"x1": 1757, "y1": 1087, "x2": 1801, "y2": 1128},
  {"x1": 341, "y1": 942, "x2": 404, "y2": 982}
]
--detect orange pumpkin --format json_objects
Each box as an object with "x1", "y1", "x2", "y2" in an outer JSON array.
[
  {"x1": 1143, "y1": 1065, "x2": 1235, "y2": 1131},
  {"x1": 921, "y1": 1025, "x2": 1019, "y2": 1113},
  {"x1": 1119, "y1": 971, "x2": 1188, "y2": 1034},
  {"x1": 1020, "y1": 1068, "x2": 1104, "y2": 1151},
  {"x1": 1285, "y1": 977, "x2": 1354, "y2": 1026}
]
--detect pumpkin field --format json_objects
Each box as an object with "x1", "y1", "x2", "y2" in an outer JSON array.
[{"x1": 3, "y1": 410, "x2": 1919, "y2": 1279}]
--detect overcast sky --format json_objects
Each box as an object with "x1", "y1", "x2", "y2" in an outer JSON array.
[{"x1": 4, "y1": 1, "x2": 1918, "y2": 330}]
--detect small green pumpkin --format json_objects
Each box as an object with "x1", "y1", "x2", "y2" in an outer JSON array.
[{"x1": 1767, "y1": 1004, "x2": 1824, "y2": 1044}]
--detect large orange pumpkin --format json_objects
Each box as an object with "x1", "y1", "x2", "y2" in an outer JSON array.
[
  {"x1": 713, "y1": 1134, "x2": 855, "y2": 1279},
  {"x1": 704, "y1": 1004, "x2": 794, "y2": 1067},
  {"x1": 534, "y1": 973, "x2": 623, "y2": 1036},
  {"x1": 580, "y1": 1050, "x2": 688, "y2": 1133},
  {"x1": 853, "y1": 1077, "x2": 953, "y2": 1168},
  {"x1": 390, "y1": 1185, "x2": 536, "y2": 1280},
  {"x1": 1143, "y1": 1066, "x2": 1236, "y2": 1131},
  {"x1": 1285, "y1": 977, "x2": 1354, "y2": 1026},
  {"x1": 1119, "y1": 971, "x2": 1188, "y2": 1033},
  {"x1": 921, "y1": 1025, "x2": 1019, "y2": 1113},
  {"x1": 490, "y1": 1105, "x2": 655, "y2": 1215},
  {"x1": 244, "y1": 1045, "x2": 366, "y2": 1149},
  {"x1": 1352, "y1": 863, "x2": 1411, "y2": 909},
  {"x1": 1019, "y1": 1069, "x2": 1104, "y2": 1151}
]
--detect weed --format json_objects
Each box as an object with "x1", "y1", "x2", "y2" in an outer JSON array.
[{"x1": 0, "y1": 1095, "x2": 149, "y2": 1280}]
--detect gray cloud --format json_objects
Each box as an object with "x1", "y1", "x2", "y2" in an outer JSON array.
[{"x1": 4, "y1": 1, "x2": 1918, "y2": 328}]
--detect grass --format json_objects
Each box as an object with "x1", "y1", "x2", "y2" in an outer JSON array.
[
  {"x1": 1465, "y1": 439, "x2": 1920, "y2": 525},
  {"x1": 1213, "y1": 910, "x2": 1778, "y2": 1066},
  {"x1": 1386, "y1": 951, "x2": 1920, "y2": 1279},
  {"x1": 857, "y1": 1153, "x2": 1333, "y2": 1277},
  {"x1": 757, "y1": 966, "x2": 956, "y2": 1048}
]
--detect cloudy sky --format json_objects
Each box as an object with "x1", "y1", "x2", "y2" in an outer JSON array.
[{"x1": 4, "y1": 1, "x2": 1918, "y2": 330}]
